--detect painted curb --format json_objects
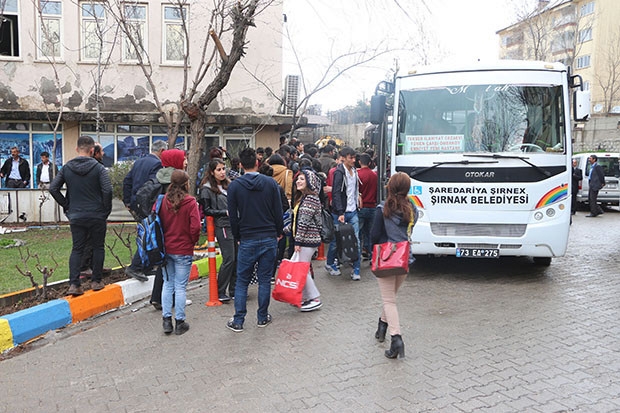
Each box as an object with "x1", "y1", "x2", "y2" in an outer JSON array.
[
  {"x1": 118, "y1": 276, "x2": 155, "y2": 304},
  {"x1": 65, "y1": 285, "x2": 125, "y2": 323},
  {"x1": 2, "y1": 299, "x2": 72, "y2": 346},
  {"x1": 0, "y1": 258, "x2": 220, "y2": 354},
  {"x1": 0, "y1": 318, "x2": 13, "y2": 352}
]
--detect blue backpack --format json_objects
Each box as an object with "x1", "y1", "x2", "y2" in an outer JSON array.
[{"x1": 136, "y1": 194, "x2": 166, "y2": 268}]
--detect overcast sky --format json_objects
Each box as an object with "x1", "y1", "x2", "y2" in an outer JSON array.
[{"x1": 282, "y1": 0, "x2": 520, "y2": 112}]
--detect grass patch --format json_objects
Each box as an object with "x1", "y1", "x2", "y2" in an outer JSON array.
[{"x1": 0, "y1": 223, "x2": 135, "y2": 295}]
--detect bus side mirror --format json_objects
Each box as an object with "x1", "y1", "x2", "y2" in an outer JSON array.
[
  {"x1": 370, "y1": 95, "x2": 386, "y2": 125},
  {"x1": 573, "y1": 89, "x2": 590, "y2": 121}
]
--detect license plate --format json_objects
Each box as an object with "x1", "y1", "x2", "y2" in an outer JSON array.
[{"x1": 456, "y1": 248, "x2": 499, "y2": 258}]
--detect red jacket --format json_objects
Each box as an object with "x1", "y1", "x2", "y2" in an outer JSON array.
[
  {"x1": 357, "y1": 166, "x2": 378, "y2": 208},
  {"x1": 158, "y1": 194, "x2": 201, "y2": 255}
]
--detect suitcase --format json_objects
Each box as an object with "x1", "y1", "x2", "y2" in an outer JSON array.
[{"x1": 335, "y1": 223, "x2": 359, "y2": 263}]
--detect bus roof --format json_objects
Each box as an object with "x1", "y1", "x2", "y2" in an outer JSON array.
[{"x1": 400, "y1": 60, "x2": 567, "y2": 79}]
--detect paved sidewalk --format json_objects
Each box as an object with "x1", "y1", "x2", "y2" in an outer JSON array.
[{"x1": 1, "y1": 210, "x2": 620, "y2": 412}]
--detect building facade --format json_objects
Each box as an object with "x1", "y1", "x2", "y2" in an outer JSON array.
[
  {"x1": 0, "y1": 0, "x2": 289, "y2": 222},
  {"x1": 497, "y1": 0, "x2": 620, "y2": 118}
]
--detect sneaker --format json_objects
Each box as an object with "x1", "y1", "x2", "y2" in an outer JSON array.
[
  {"x1": 175, "y1": 319, "x2": 190, "y2": 335},
  {"x1": 185, "y1": 299, "x2": 192, "y2": 306},
  {"x1": 219, "y1": 294, "x2": 231, "y2": 302},
  {"x1": 300, "y1": 299, "x2": 322, "y2": 312},
  {"x1": 351, "y1": 271, "x2": 360, "y2": 281},
  {"x1": 91, "y1": 280, "x2": 105, "y2": 291},
  {"x1": 325, "y1": 264, "x2": 341, "y2": 276},
  {"x1": 67, "y1": 284, "x2": 84, "y2": 296},
  {"x1": 257, "y1": 314, "x2": 272, "y2": 328},
  {"x1": 125, "y1": 267, "x2": 148, "y2": 282},
  {"x1": 226, "y1": 319, "x2": 243, "y2": 332}
]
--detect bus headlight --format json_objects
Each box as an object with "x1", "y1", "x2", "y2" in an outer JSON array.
[
  {"x1": 417, "y1": 209, "x2": 424, "y2": 220},
  {"x1": 546, "y1": 208, "x2": 555, "y2": 217},
  {"x1": 534, "y1": 211, "x2": 544, "y2": 220}
]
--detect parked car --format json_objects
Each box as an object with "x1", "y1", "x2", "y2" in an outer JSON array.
[{"x1": 572, "y1": 153, "x2": 620, "y2": 207}]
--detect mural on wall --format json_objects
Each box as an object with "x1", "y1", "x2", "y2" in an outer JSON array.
[
  {"x1": 0, "y1": 133, "x2": 32, "y2": 188},
  {"x1": 117, "y1": 135, "x2": 149, "y2": 161},
  {"x1": 32, "y1": 133, "x2": 63, "y2": 188}
]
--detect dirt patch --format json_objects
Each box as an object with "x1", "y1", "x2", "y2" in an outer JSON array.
[{"x1": 0, "y1": 269, "x2": 130, "y2": 317}]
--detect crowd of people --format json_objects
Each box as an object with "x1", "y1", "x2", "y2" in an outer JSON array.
[{"x1": 46, "y1": 136, "x2": 411, "y2": 358}]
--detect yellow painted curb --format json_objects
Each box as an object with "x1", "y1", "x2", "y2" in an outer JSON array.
[{"x1": 0, "y1": 318, "x2": 13, "y2": 352}]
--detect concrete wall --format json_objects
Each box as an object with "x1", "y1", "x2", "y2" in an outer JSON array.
[{"x1": 573, "y1": 116, "x2": 620, "y2": 153}]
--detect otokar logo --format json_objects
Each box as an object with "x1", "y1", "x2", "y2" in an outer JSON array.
[{"x1": 465, "y1": 171, "x2": 495, "y2": 178}]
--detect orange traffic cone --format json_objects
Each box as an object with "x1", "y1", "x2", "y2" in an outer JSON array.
[{"x1": 316, "y1": 243, "x2": 326, "y2": 261}]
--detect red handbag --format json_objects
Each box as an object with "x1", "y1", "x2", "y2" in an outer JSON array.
[
  {"x1": 271, "y1": 259, "x2": 309, "y2": 307},
  {"x1": 371, "y1": 241, "x2": 410, "y2": 277}
]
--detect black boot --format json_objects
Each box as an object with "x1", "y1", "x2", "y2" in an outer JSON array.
[
  {"x1": 385, "y1": 334, "x2": 405, "y2": 359},
  {"x1": 175, "y1": 319, "x2": 190, "y2": 335},
  {"x1": 163, "y1": 317, "x2": 173, "y2": 334},
  {"x1": 375, "y1": 318, "x2": 388, "y2": 342}
]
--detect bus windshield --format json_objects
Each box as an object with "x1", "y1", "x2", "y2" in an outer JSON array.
[{"x1": 396, "y1": 84, "x2": 566, "y2": 155}]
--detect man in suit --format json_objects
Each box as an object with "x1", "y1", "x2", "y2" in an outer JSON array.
[
  {"x1": 571, "y1": 158, "x2": 582, "y2": 215},
  {"x1": 586, "y1": 154, "x2": 605, "y2": 217}
]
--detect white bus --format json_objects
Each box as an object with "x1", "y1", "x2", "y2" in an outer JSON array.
[{"x1": 370, "y1": 61, "x2": 590, "y2": 265}]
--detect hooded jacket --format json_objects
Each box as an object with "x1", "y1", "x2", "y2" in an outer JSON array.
[
  {"x1": 227, "y1": 172, "x2": 283, "y2": 241},
  {"x1": 49, "y1": 156, "x2": 112, "y2": 220},
  {"x1": 271, "y1": 164, "x2": 293, "y2": 202},
  {"x1": 158, "y1": 194, "x2": 201, "y2": 255},
  {"x1": 199, "y1": 182, "x2": 230, "y2": 229},
  {"x1": 331, "y1": 163, "x2": 359, "y2": 216},
  {"x1": 122, "y1": 153, "x2": 162, "y2": 209}
]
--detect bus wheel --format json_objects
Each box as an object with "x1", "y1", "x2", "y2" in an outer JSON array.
[{"x1": 533, "y1": 257, "x2": 552, "y2": 266}]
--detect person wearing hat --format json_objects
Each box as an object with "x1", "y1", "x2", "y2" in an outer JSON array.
[{"x1": 286, "y1": 167, "x2": 323, "y2": 312}]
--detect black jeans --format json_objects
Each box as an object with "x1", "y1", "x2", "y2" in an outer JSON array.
[{"x1": 69, "y1": 218, "x2": 107, "y2": 286}]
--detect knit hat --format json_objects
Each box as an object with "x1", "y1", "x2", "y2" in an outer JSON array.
[
  {"x1": 302, "y1": 169, "x2": 321, "y2": 194},
  {"x1": 160, "y1": 149, "x2": 185, "y2": 169}
]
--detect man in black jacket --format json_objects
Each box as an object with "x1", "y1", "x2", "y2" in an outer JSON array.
[
  {"x1": 571, "y1": 158, "x2": 582, "y2": 215},
  {"x1": 1, "y1": 147, "x2": 30, "y2": 188},
  {"x1": 35, "y1": 151, "x2": 59, "y2": 189},
  {"x1": 49, "y1": 136, "x2": 112, "y2": 296}
]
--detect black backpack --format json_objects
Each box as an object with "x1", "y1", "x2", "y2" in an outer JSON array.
[{"x1": 134, "y1": 178, "x2": 163, "y2": 220}]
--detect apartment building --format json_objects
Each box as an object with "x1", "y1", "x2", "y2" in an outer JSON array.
[
  {"x1": 497, "y1": 0, "x2": 620, "y2": 119},
  {"x1": 0, "y1": 0, "x2": 288, "y2": 180}
]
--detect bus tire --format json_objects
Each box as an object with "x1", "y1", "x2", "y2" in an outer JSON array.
[{"x1": 533, "y1": 257, "x2": 552, "y2": 266}]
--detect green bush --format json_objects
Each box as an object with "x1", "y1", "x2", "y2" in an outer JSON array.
[{"x1": 108, "y1": 161, "x2": 133, "y2": 200}]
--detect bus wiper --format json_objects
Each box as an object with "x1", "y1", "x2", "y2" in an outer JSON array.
[
  {"x1": 463, "y1": 153, "x2": 552, "y2": 177},
  {"x1": 411, "y1": 160, "x2": 498, "y2": 177}
]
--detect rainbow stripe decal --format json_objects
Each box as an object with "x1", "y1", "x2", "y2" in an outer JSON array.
[
  {"x1": 535, "y1": 184, "x2": 568, "y2": 208},
  {"x1": 408, "y1": 195, "x2": 424, "y2": 209}
]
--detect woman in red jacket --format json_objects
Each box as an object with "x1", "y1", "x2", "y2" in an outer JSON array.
[{"x1": 159, "y1": 170, "x2": 201, "y2": 335}]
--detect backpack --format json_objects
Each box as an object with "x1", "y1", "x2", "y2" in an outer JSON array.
[
  {"x1": 134, "y1": 178, "x2": 163, "y2": 220},
  {"x1": 136, "y1": 194, "x2": 166, "y2": 269}
]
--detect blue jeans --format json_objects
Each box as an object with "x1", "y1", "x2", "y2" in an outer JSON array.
[
  {"x1": 233, "y1": 237, "x2": 278, "y2": 326},
  {"x1": 327, "y1": 211, "x2": 361, "y2": 273},
  {"x1": 358, "y1": 207, "x2": 376, "y2": 257},
  {"x1": 162, "y1": 254, "x2": 193, "y2": 321}
]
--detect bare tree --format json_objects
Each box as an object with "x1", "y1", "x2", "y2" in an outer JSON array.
[
  {"x1": 108, "y1": 0, "x2": 267, "y2": 194},
  {"x1": 595, "y1": 28, "x2": 620, "y2": 114},
  {"x1": 511, "y1": 0, "x2": 553, "y2": 60}
]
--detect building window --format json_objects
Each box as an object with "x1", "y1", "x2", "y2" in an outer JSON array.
[
  {"x1": 0, "y1": 0, "x2": 19, "y2": 57},
  {"x1": 580, "y1": 2, "x2": 594, "y2": 16},
  {"x1": 575, "y1": 55, "x2": 591, "y2": 69},
  {"x1": 122, "y1": 4, "x2": 147, "y2": 62},
  {"x1": 583, "y1": 81, "x2": 590, "y2": 91},
  {"x1": 80, "y1": 2, "x2": 107, "y2": 61},
  {"x1": 37, "y1": 0, "x2": 63, "y2": 59},
  {"x1": 579, "y1": 28, "x2": 592, "y2": 43},
  {"x1": 163, "y1": 5, "x2": 187, "y2": 63}
]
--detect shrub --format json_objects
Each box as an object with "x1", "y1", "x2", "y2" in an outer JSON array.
[{"x1": 108, "y1": 161, "x2": 133, "y2": 200}]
